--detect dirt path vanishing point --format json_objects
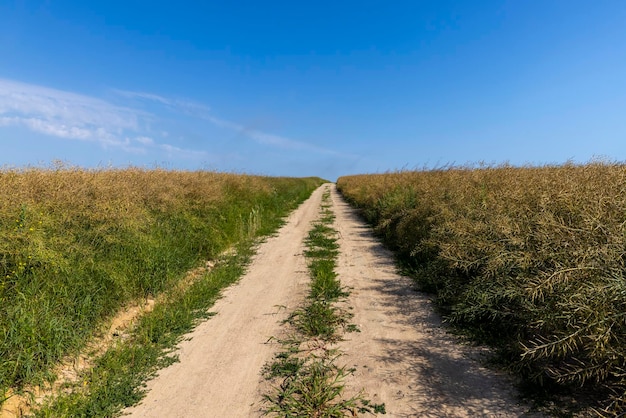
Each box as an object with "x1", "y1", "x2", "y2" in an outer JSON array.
[{"x1": 125, "y1": 184, "x2": 539, "y2": 417}]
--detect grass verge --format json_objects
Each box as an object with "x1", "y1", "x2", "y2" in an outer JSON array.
[
  {"x1": 33, "y1": 245, "x2": 252, "y2": 417},
  {"x1": 0, "y1": 166, "x2": 324, "y2": 415},
  {"x1": 262, "y1": 187, "x2": 385, "y2": 417}
]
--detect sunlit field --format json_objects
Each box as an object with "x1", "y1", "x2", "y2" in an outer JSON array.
[
  {"x1": 0, "y1": 166, "x2": 323, "y2": 404},
  {"x1": 338, "y1": 162, "x2": 626, "y2": 415}
]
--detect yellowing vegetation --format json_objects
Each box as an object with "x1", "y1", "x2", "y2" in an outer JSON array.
[
  {"x1": 338, "y1": 163, "x2": 626, "y2": 415},
  {"x1": 0, "y1": 166, "x2": 323, "y2": 406}
]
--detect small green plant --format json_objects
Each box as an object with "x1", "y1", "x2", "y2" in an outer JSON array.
[
  {"x1": 289, "y1": 300, "x2": 345, "y2": 341},
  {"x1": 264, "y1": 355, "x2": 383, "y2": 418},
  {"x1": 309, "y1": 259, "x2": 347, "y2": 301},
  {"x1": 265, "y1": 349, "x2": 306, "y2": 379}
]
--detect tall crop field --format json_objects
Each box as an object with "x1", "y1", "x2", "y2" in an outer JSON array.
[
  {"x1": 0, "y1": 166, "x2": 324, "y2": 403},
  {"x1": 337, "y1": 163, "x2": 626, "y2": 415}
]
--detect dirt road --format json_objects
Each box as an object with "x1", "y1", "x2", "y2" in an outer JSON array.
[{"x1": 125, "y1": 184, "x2": 536, "y2": 417}]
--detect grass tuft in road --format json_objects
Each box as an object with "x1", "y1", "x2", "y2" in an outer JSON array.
[{"x1": 263, "y1": 187, "x2": 385, "y2": 417}]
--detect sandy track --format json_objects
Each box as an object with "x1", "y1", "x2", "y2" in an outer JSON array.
[
  {"x1": 125, "y1": 185, "x2": 326, "y2": 417},
  {"x1": 126, "y1": 183, "x2": 538, "y2": 417}
]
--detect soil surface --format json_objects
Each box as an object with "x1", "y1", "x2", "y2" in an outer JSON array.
[{"x1": 125, "y1": 184, "x2": 539, "y2": 417}]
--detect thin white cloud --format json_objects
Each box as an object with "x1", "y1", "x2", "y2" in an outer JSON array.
[
  {"x1": 134, "y1": 136, "x2": 155, "y2": 145},
  {"x1": 113, "y1": 89, "x2": 173, "y2": 105},
  {"x1": 0, "y1": 78, "x2": 141, "y2": 146},
  {"x1": 159, "y1": 143, "x2": 210, "y2": 160},
  {"x1": 113, "y1": 89, "x2": 211, "y2": 116},
  {"x1": 0, "y1": 78, "x2": 349, "y2": 165},
  {"x1": 115, "y1": 89, "x2": 341, "y2": 156},
  {"x1": 204, "y1": 115, "x2": 340, "y2": 155},
  {"x1": 0, "y1": 78, "x2": 208, "y2": 158}
]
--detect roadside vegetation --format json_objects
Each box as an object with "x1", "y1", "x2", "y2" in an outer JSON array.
[
  {"x1": 263, "y1": 188, "x2": 385, "y2": 417},
  {"x1": 337, "y1": 162, "x2": 626, "y2": 416},
  {"x1": 0, "y1": 165, "x2": 324, "y2": 414}
]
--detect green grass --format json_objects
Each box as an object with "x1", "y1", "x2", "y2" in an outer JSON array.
[
  {"x1": 309, "y1": 259, "x2": 346, "y2": 301},
  {"x1": 263, "y1": 188, "x2": 384, "y2": 417},
  {"x1": 34, "y1": 247, "x2": 252, "y2": 417},
  {"x1": 0, "y1": 166, "x2": 325, "y2": 412},
  {"x1": 289, "y1": 300, "x2": 346, "y2": 342},
  {"x1": 264, "y1": 355, "x2": 381, "y2": 418}
]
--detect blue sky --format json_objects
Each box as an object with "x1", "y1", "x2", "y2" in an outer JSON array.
[{"x1": 1, "y1": 1, "x2": 625, "y2": 180}]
